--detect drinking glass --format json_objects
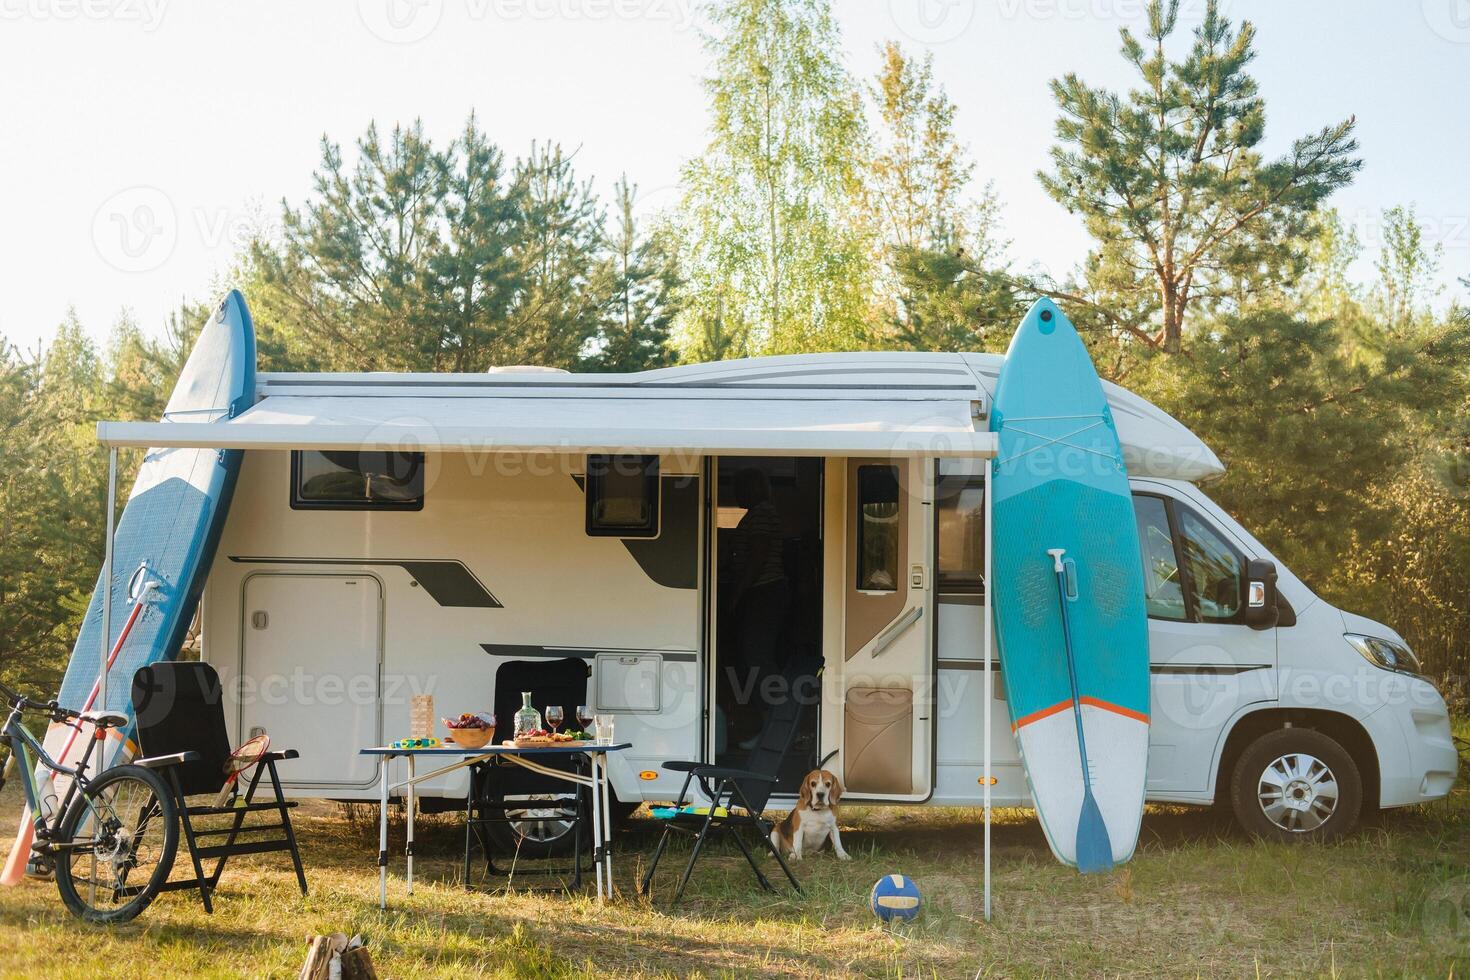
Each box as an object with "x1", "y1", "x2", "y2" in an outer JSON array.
[
  {"x1": 595, "y1": 713, "x2": 615, "y2": 745},
  {"x1": 546, "y1": 705, "x2": 564, "y2": 735}
]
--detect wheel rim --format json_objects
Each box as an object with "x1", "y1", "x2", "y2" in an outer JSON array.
[
  {"x1": 64, "y1": 774, "x2": 170, "y2": 914},
  {"x1": 1257, "y1": 752, "x2": 1339, "y2": 832},
  {"x1": 505, "y1": 795, "x2": 577, "y2": 845}
]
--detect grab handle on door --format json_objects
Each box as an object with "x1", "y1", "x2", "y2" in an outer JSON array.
[{"x1": 872, "y1": 606, "x2": 923, "y2": 659}]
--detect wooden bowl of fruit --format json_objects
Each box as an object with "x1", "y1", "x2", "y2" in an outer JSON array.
[{"x1": 444, "y1": 713, "x2": 495, "y2": 749}]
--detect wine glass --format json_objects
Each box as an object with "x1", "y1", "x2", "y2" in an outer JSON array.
[
  {"x1": 577, "y1": 704, "x2": 594, "y2": 734},
  {"x1": 546, "y1": 705, "x2": 565, "y2": 735}
]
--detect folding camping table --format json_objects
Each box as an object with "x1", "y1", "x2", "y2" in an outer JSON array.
[{"x1": 360, "y1": 742, "x2": 632, "y2": 907}]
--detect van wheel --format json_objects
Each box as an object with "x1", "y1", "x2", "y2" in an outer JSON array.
[
  {"x1": 1230, "y1": 728, "x2": 1361, "y2": 842},
  {"x1": 483, "y1": 795, "x2": 637, "y2": 859},
  {"x1": 485, "y1": 795, "x2": 585, "y2": 859}
]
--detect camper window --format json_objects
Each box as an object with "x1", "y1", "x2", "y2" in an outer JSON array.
[
  {"x1": 290, "y1": 451, "x2": 425, "y2": 510},
  {"x1": 586, "y1": 454, "x2": 660, "y2": 537},
  {"x1": 936, "y1": 475, "x2": 985, "y2": 595},
  {"x1": 1133, "y1": 495, "x2": 1186, "y2": 621},
  {"x1": 856, "y1": 465, "x2": 900, "y2": 592},
  {"x1": 1177, "y1": 505, "x2": 1245, "y2": 622}
]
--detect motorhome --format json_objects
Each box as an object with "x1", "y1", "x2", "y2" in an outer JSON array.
[{"x1": 97, "y1": 349, "x2": 1460, "y2": 850}]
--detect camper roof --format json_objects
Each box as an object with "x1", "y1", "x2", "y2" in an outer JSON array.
[{"x1": 95, "y1": 351, "x2": 1222, "y2": 479}]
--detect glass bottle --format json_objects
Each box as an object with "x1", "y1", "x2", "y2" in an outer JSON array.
[{"x1": 514, "y1": 692, "x2": 542, "y2": 737}]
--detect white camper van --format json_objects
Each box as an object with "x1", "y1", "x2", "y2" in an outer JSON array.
[{"x1": 98, "y1": 351, "x2": 1459, "y2": 846}]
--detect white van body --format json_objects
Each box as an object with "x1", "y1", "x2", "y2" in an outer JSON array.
[{"x1": 101, "y1": 352, "x2": 1456, "y2": 832}]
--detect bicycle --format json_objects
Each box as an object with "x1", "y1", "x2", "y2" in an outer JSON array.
[{"x1": 0, "y1": 681, "x2": 178, "y2": 923}]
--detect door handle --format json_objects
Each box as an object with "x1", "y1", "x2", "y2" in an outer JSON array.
[{"x1": 872, "y1": 606, "x2": 923, "y2": 659}]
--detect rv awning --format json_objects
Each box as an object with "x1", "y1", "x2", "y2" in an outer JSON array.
[{"x1": 96, "y1": 394, "x2": 995, "y2": 458}]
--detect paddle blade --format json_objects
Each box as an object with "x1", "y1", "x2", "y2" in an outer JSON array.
[{"x1": 1075, "y1": 786, "x2": 1114, "y2": 875}]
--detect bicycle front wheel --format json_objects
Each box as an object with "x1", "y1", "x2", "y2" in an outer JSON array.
[{"x1": 54, "y1": 763, "x2": 178, "y2": 923}]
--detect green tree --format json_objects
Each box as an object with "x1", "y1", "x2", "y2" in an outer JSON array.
[
  {"x1": 1291, "y1": 209, "x2": 1362, "y2": 323},
  {"x1": 582, "y1": 178, "x2": 679, "y2": 372},
  {"x1": 499, "y1": 142, "x2": 608, "y2": 368},
  {"x1": 422, "y1": 118, "x2": 529, "y2": 371},
  {"x1": 0, "y1": 318, "x2": 113, "y2": 692},
  {"x1": 1136, "y1": 306, "x2": 1470, "y2": 671},
  {"x1": 251, "y1": 119, "x2": 609, "y2": 372},
  {"x1": 254, "y1": 120, "x2": 446, "y2": 371},
  {"x1": 673, "y1": 0, "x2": 874, "y2": 357},
  {"x1": 1371, "y1": 204, "x2": 1442, "y2": 331},
  {"x1": 1039, "y1": 0, "x2": 1361, "y2": 352},
  {"x1": 866, "y1": 42, "x2": 988, "y2": 256},
  {"x1": 865, "y1": 41, "x2": 1015, "y2": 352}
]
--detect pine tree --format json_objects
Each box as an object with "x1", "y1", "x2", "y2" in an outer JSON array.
[
  {"x1": 583, "y1": 178, "x2": 679, "y2": 372},
  {"x1": 250, "y1": 119, "x2": 609, "y2": 372},
  {"x1": 1039, "y1": 0, "x2": 1361, "y2": 352},
  {"x1": 501, "y1": 142, "x2": 608, "y2": 369},
  {"x1": 425, "y1": 116, "x2": 528, "y2": 371}
]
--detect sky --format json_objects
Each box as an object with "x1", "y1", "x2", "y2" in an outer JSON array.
[{"x1": 0, "y1": 0, "x2": 1466, "y2": 352}]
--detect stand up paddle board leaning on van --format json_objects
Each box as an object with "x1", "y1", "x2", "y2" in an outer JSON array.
[
  {"x1": 1, "y1": 291, "x2": 255, "y2": 884},
  {"x1": 989, "y1": 297, "x2": 1150, "y2": 873}
]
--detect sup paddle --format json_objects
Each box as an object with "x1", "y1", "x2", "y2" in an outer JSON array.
[{"x1": 1047, "y1": 547, "x2": 1114, "y2": 874}]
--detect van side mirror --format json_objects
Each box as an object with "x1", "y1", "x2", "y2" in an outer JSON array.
[{"x1": 1244, "y1": 559, "x2": 1280, "y2": 630}]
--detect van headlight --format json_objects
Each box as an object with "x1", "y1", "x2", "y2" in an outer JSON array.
[{"x1": 1344, "y1": 633, "x2": 1424, "y2": 676}]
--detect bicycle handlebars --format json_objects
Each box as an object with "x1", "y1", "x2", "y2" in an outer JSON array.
[{"x1": 0, "y1": 681, "x2": 79, "y2": 724}]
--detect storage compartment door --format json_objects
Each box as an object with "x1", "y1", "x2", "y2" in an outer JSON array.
[
  {"x1": 239, "y1": 573, "x2": 383, "y2": 789},
  {"x1": 844, "y1": 686, "x2": 914, "y2": 794}
]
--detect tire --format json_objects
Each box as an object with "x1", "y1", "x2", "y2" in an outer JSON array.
[
  {"x1": 54, "y1": 764, "x2": 178, "y2": 924},
  {"x1": 483, "y1": 793, "x2": 586, "y2": 859},
  {"x1": 1230, "y1": 728, "x2": 1361, "y2": 842},
  {"x1": 482, "y1": 793, "x2": 638, "y2": 859}
]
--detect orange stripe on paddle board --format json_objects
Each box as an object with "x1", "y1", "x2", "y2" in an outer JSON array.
[
  {"x1": 1079, "y1": 696, "x2": 1149, "y2": 724},
  {"x1": 1012, "y1": 696, "x2": 1150, "y2": 731},
  {"x1": 1011, "y1": 698, "x2": 1075, "y2": 732}
]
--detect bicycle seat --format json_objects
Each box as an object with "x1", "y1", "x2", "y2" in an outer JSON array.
[{"x1": 82, "y1": 710, "x2": 128, "y2": 729}]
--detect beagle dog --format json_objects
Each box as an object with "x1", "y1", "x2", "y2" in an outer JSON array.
[{"x1": 771, "y1": 769, "x2": 850, "y2": 860}]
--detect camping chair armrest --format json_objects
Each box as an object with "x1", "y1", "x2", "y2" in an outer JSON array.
[
  {"x1": 134, "y1": 751, "x2": 200, "y2": 770},
  {"x1": 660, "y1": 760, "x2": 703, "y2": 773},
  {"x1": 262, "y1": 749, "x2": 299, "y2": 762},
  {"x1": 687, "y1": 765, "x2": 777, "y2": 784}
]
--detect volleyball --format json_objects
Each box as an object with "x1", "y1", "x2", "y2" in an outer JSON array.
[{"x1": 870, "y1": 873, "x2": 922, "y2": 922}]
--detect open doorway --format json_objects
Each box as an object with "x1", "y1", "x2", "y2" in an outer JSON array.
[{"x1": 712, "y1": 457, "x2": 823, "y2": 790}]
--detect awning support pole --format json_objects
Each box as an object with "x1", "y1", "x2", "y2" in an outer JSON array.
[
  {"x1": 100, "y1": 447, "x2": 117, "y2": 713},
  {"x1": 982, "y1": 454, "x2": 993, "y2": 922}
]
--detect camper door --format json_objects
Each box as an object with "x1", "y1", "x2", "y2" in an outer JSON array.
[{"x1": 841, "y1": 458, "x2": 933, "y2": 801}]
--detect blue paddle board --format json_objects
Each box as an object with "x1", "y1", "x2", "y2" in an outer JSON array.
[
  {"x1": 3, "y1": 290, "x2": 255, "y2": 883},
  {"x1": 989, "y1": 297, "x2": 1149, "y2": 872}
]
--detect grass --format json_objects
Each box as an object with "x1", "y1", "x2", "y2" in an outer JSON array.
[{"x1": 0, "y1": 731, "x2": 1466, "y2": 978}]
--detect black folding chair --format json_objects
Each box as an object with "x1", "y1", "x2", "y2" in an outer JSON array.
[
  {"x1": 463, "y1": 657, "x2": 592, "y2": 888},
  {"x1": 130, "y1": 661, "x2": 307, "y2": 913},
  {"x1": 638, "y1": 657, "x2": 817, "y2": 905}
]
